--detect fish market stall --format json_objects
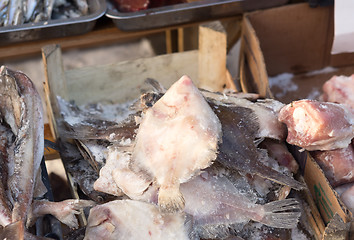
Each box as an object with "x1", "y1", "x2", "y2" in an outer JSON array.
[
  {"x1": 38, "y1": 21, "x2": 321, "y2": 240},
  {"x1": 2, "y1": 1, "x2": 351, "y2": 239}
]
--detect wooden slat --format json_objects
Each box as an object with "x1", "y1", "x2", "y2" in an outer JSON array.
[
  {"x1": 42, "y1": 44, "x2": 68, "y2": 140},
  {"x1": 198, "y1": 21, "x2": 229, "y2": 92}
]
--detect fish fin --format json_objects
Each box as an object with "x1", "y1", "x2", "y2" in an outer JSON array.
[
  {"x1": 258, "y1": 198, "x2": 301, "y2": 229},
  {"x1": 145, "y1": 78, "x2": 166, "y2": 93},
  {"x1": 158, "y1": 185, "x2": 185, "y2": 213},
  {"x1": 0, "y1": 220, "x2": 25, "y2": 240}
]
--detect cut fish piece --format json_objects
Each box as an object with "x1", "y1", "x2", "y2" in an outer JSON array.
[
  {"x1": 322, "y1": 75, "x2": 354, "y2": 109},
  {"x1": 279, "y1": 100, "x2": 354, "y2": 151},
  {"x1": 131, "y1": 75, "x2": 222, "y2": 212},
  {"x1": 84, "y1": 199, "x2": 193, "y2": 240},
  {"x1": 311, "y1": 144, "x2": 354, "y2": 187}
]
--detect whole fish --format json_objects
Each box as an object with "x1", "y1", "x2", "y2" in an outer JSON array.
[
  {"x1": 0, "y1": 66, "x2": 44, "y2": 224},
  {"x1": 24, "y1": 0, "x2": 39, "y2": 22},
  {"x1": 4, "y1": 0, "x2": 23, "y2": 26},
  {"x1": 211, "y1": 103, "x2": 304, "y2": 190},
  {"x1": 131, "y1": 75, "x2": 222, "y2": 212}
]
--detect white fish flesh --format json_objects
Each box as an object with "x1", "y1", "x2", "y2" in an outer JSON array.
[{"x1": 131, "y1": 75, "x2": 222, "y2": 212}]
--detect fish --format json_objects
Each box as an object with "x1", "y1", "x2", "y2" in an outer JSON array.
[
  {"x1": 211, "y1": 103, "x2": 304, "y2": 190},
  {"x1": 84, "y1": 199, "x2": 195, "y2": 240},
  {"x1": 0, "y1": 66, "x2": 44, "y2": 224},
  {"x1": 130, "y1": 75, "x2": 222, "y2": 212},
  {"x1": 180, "y1": 169, "x2": 301, "y2": 235},
  {"x1": 0, "y1": 66, "x2": 96, "y2": 237},
  {"x1": 0, "y1": 123, "x2": 12, "y2": 227},
  {"x1": 73, "y1": 0, "x2": 88, "y2": 15},
  {"x1": 59, "y1": 140, "x2": 117, "y2": 203},
  {"x1": 3, "y1": 0, "x2": 23, "y2": 26},
  {"x1": 24, "y1": 0, "x2": 39, "y2": 22}
]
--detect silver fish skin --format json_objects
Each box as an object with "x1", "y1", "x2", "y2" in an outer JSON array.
[
  {"x1": 0, "y1": 0, "x2": 9, "y2": 12},
  {"x1": 0, "y1": 124, "x2": 12, "y2": 227},
  {"x1": 4, "y1": 0, "x2": 23, "y2": 26},
  {"x1": 73, "y1": 0, "x2": 88, "y2": 15},
  {"x1": 24, "y1": 0, "x2": 39, "y2": 22},
  {"x1": 44, "y1": 0, "x2": 55, "y2": 19},
  {"x1": 0, "y1": 67, "x2": 44, "y2": 224}
]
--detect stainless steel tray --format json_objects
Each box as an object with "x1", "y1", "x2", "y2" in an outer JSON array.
[
  {"x1": 105, "y1": 0, "x2": 288, "y2": 31},
  {"x1": 0, "y1": 0, "x2": 106, "y2": 46}
]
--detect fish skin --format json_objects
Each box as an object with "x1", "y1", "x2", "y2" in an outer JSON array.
[
  {"x1": 24, "y1": 0, "x2": 39, "y2": 22},
  {"x1": 0, "y1": 124, "x2": 12, "y2": 227},
  {"x1": 4, "y1": 0, "x2": 23, "y2": 26},
  {"x1": 211, "y1": 103, "x2": 305, "y2": 191},
  {"x1": 0, "y1": 67, "x2": 44, "y2": 224}
]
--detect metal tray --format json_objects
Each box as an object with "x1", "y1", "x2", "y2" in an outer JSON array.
[
  {"x1": 105, "y1": 0, "x2": 288, "y2": 31},
  {"x1": 0, "y1": 0, "x2": 106, "y2": 46}
]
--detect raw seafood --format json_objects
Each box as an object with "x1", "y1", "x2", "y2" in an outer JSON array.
[
  {"x1": 131, "y1": 75, "x2": 222, "y2": 212},
  {"x1": 84, "y1": 199, "x2": 194, "y2": 240},
  {"x1": 212, "y1": 103, "x2": 304, "y2": 190},
  {"x1": 278, "y1": 99, "x2": 354, "y2": 151},
  {"x1": 0, "y1": 66, "x2": 44, "y2": 224},
  {"x1": 259, "y1": 139, "x2": 299, "y2": 174},
  {"x1": 180, "y1": 169, "x2": 301, "y2": 239},
  {"x1": 0, "y1": 0, "x2": 88, "y2": 26},
  {"x1": 335, "y1": 183, "x2": 354, "y2": 213},
  {"x1": 311, "y1": 144, "x2": 354, "y2": 187},
  {"x1": 322, "y1": 75, "x2": 354, "y2": 109},
  {"x1": 59, "y1": 141, "x2": 117, "y2": 203},
  {"x1": 0, "y1": 66, "x2": 96, "y2": 237}
]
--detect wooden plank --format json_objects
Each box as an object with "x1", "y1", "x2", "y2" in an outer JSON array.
[
  {"x1": 64, "y1": 50, "x2": 199, "y2": 105},
  {"x1": 42, "y1": 44, "x2": 68, "y2": 140},
  {"x1": 198, "y1": 21, "x2": 228, "y2": 92}
]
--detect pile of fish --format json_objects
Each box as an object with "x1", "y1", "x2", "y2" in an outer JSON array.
[
  {"x1": 0, "y1": 66, "x2": 96, "y2": 239},
  {"x1": 278, "y1": 74, "x2": 354, "y2": 216},
  {"x1": 0, "y1": 0, "x2": 89, "y2": 27},
  {"x1": 57, "y1": 75, "x2": 314, "y2": 239}
]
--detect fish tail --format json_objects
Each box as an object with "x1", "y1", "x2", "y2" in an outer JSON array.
[
  {"x1": 0, "y1": 220, "x2": 25, "y2": 240},
  {"x1": 158, "y1": 185, "x2": 185, "y2": 213},
  {"x1": 259, "y1": 198, "x2": 301, "y2": 229}
]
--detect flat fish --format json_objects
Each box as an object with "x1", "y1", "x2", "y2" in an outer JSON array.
[
  {"x1": 180, "y1": 169, "x2": 301, "y2": 239},
  {"x1": 131, "y1": 75, "x2": 222, "y2": 212},
  {"x1": 84, "y1": 199, "x2": 194, "y2": 240},
  {"x1": 211, "y1": 103, "x2": 304, "y2": 190}
]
